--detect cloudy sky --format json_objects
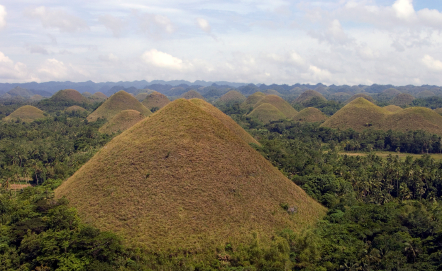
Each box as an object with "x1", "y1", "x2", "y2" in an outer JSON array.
[{"x1": 0, "y1": 0, "x2": 442, "y2": 86}]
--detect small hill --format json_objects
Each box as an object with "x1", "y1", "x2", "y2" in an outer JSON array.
[
  {"x1": 181, "y1": 90, "x2": 204, "y2": 100},
  {"x1": 3, "y1": 105, "x2": 45, "y2": 122},
  {"x1": 293, "y1": 107, "x2": 328, "y2": 122},
  {"x1": 88, "y1": 92, "x2": 107, "y2": 103},
  {"x1": 55, "y1": 99, "x2": 325, "y2": 251},
  {"x1": 383, "y1": 105, "x2": 403, "y2": 113},
  {"x1": 346, "y1": 93, "x2": 374, "y2": 104},
  {"x1": 417, "y1": 90, "x2": 436, "y2": 98},
  {"x1": 141, "y1": 91, "x2": 171, "y2": 111},
  {"x1": 241, "y1": 92, "x2": 266, "y2": 109},
  {"x1": 321, "y1": 98, "x2": 389, "y2": 131},
  {"x1": 87, "y1": 91, "x2": 151, "y2": 122},
  {"x1": 190, "y1": 99, "x2": 259, "y2": 145},
  {"x1": 330, "y1": 92, "x2": 351, "y2": 102},
  {"x1": 382, "y1": 88, "x2": 401, "y2": 97},
  {"x1": 248, "y1": 103, "x2": 287, "y2": 124},
  {"x1": 65, "y1": 105, "x2": 87, "y2": 113},
  {"x1": 135, "y1": 93, "x2": 149, "y2": 102},
  {"x1": 30, "y1": 94, "x2": 44, "y2": 102},
  {"x1": 8, "y1": 86, "x2": 33, "y2": 98},
  {"x1": 218, "y1": 90, "x2": 246, "y2": 104},
  {"x1": 434, "y1": 108, "x2": 442, "y2": 115},
  {"x1": 254, "y1": 95, "x2": 298, "y2": 118},
  {"x1": 82, "y1": 92, "x2": 93, "y2": 98},
  {"x1": 391, "y1": 93, "x2": 415, "y2": 106},
  {"x1": 294, "y1": 90, "x2": 326, "y2": 105},
  {"x1": 380, "y1": 107, "x2": 442, "y2": 135},
  {"x1": 50, "y1": 89, "x2": 90, "y2": 104},
  {"x1": 98, "y1": 110, "x2": 145, "y2": 134},
  {"x1": 263, "y1": 89, "x2": 281, "y2": 96}
]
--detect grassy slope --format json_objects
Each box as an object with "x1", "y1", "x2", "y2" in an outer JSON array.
[
  {"x1": 392, "y1": 93, "x2": 414, "y2": 106},
  {"x1": 346, "y1": 93, "x2": 375, "y2": 103},
  {"x1": 248, "y1": 103, "x2": 287, "y2": 124},
  {"x1": 65, "y1": 105, "x2": 87, "y2": 113},
  {"x1": 181, "y1": 90, "x2": 204, "y2": 100},
  {"x1": 50, "y1": 89, "x2": 90, "y2": 104},
  {"x1": 380, "y1": 107, "x2": 442, "y2": 135},
  {"x1": 383, "y1": 105, "x2": 403, "y2": 113},
  {"x1": 241, "y1": 92, "x2": 266, "y2": 109},
  {"x1": 254, "y1": 95, "x2": 298, "y2": 118},
  {"x1": 55, "y1": 99, "x2": 325, "y2": 251},
  {"x1": 295, "y1": 90, "x2": 326, "y2": 104},
  {"x1": 142, "y1": 91, "x2": 171, "y2": 110},
  {"x1": 98, "y1": 109, "x2": 146, "y2": 134},
  {"x1": 87, "y1": 90, "x2": 151, "y2": 122},
  {"x1": 218, "y1": 90, "x2": 246, "y2": 103},
  {"x1": 293, "y1": 107, "x2": 328, "y2": 122},
  {"x1": 3, "y1": 105, "x2": 45, "y2": 122},
  {"x1": 88, "y1": 92, "x2": 107, "y2": 103}
]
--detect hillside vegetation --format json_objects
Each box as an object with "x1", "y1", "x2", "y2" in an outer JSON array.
[
  {"x1": 241, "y1": 92, "x2": 266, "y2": 109},
  {"x1": 3, "y1": 105, "x2": 46, "y2": 122},
  {"x1": 181, "y1": 90, "x2": 204, "y2": 99},
  {"x1": 247, "y1": 103, "x2": 287, "y2": 123},
  {"x1": 254, "y1": 94, "x2": 298, "y2": 118},
  {"x1": 295, "y1": 90, "x2": 326, "y2": 105},
  {"x1": 380, "y1": 107, "x2": 442, "y2": 135},
  {"x1": 217, "y1": 90, "x2": 246, "y2": 104},
  {"x1": 293, "y1": 107, "x2": 328, "y2": 122},
  {"x1": 98, "y1": 109, "x2": 146, "y2": 134},
  {"x1": 141, "y1": 91, "x2": 170, "y2": 111},
  {"x1": 392, "y1": 93, "x2": 415, "y2": 106},
  {"x1": 346, "y1": 93, "x2": 374, "y2": 103}
]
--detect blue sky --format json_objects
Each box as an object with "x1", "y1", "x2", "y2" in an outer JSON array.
[{"x1": 0, "y1": 0, "x2": 442, "y2": 86}]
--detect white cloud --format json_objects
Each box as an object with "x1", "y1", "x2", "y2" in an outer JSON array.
[
  {"x1": 422, "y1": 55, "x2": 442, "y2": 71},
  {"x1": 308, "y1": 65, "x2": 332, "y2": 82},
  {"x1": 196, "y1": 18, "x2": 211, "y2": 33},
  {"x1": 0, "y1": 5, "x2": 6, "y2": 30},
  {"x1": 309, "y1": 19, "x2": 352, "y2": 46},
  {"x1": 141, "y1": 49, "x2": 184, "y2": 70},
  {"x1": 138, "y1": 14, "x2": 174, "y2": 37},
  {"x1": 38, "y1": 59, "x2": 68, "y2": 79},
  {"x1": 24, "y1": 6, "x2": 89, "y2": 33},
  {"x1": 99, "y1": 14, "x2": 124, "y2": 37},
  {"x1": 99, "y1": 53, "x2": 119, "y2": 63},
  {"x1": 0, "y1": 52, "x2": 31, "y2": 81},
  {"x1": 392, "y1": 0, "x2": 416, "y2": 20}
]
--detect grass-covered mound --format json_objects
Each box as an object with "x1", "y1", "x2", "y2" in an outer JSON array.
[
  {"x1": 383, "y1": 105, "x2": 403, "y2": 113},
  {"x1": 55, "y1": 99, "x2": 325, "y2": 252},
  {"x1": 50, "y1": 89, "x2": 90, "y2": 104},
  {"x1": 141, "y1": 91, "x2": 170, "y2": 111},
  {"x1": 82, "y1": 92, "x2": 93, "y2": 98},
  {"x1": 392, "y1": 93, "x2": 414, "y2": 106},
  {"x1": 135, "y1": 93, "x2": 149, "y2": 102},
  {"x1": 417, "y1": 90, "x2": 436, "y2": 98},
  {"x1": 87, "y1": 91, "x2": 151, "y2": 122},
  {"x1": 248, "y1": 103, "x2": 287, "y2": 124},
  {"x1": 346, "y1": 93, "x2": 374, "y2": 103},
  {"x1": 190, "y1": 98, "x2": 259, "y2": 145},
  {"x1": 321, "y1": 98, "x2": 389, "y2": 131},
  {"x1": 380, "y1": 107, "x2": 442, "y2": 135},
  {"x1": 254, "y1": 95, "x2": 298, "y2": 118},
  {"x1": 218, "y1": 90, "x2": 246, "y2": 104},
  {"x1": 330, "y1": 92, "x2": 351, "y2": 102},
  {"x1": 293, "y1": 107, "x2": 328, "y2": 122},
  {"x1": 294, "y1": 90, "x2": 326, "y2": 105},
  {"x1": 3, "y1": 105, "x2": 45, "y2": 122},
  {"x1": 65, "y1": 105, "x2": 87, "y2": 113},
  {"x1": 88, "y1": 92, "x2": 107, "y2": 103},
  {"x1": 98, "y1": 109, "x2": 145, "y2": 134},
  {"x1": 30, "y1": 94, "x2": 44, "y2": 102},
  {"x1": 181, "y1": 90, "x2": 204, "y2": 100},
  {"x1": 241, "y1": 92, "x2": 266, "y2": 109}
]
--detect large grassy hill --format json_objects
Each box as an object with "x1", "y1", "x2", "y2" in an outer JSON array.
[
  {"x1": 380, "y1": 107, "x2": 442, "y2": 135},
  {"x1": 88, "y1": 92, "x2": 107, "y2": 103},
  {"x1": 294, "y1": 90, "x2": 326, "y2": 105},
  {"x1": 217, "y1": 90, "x2": 246, "y2": 104},
  {"x1": 392, "y1": 93, "x2": 415, "y2": 106},
  {"x1": 3, "y1": 105, "x2": 45, "y2": 122},
  {"x1": 55, "y1": 99, "x2": 325, "y2": 252},
  {"x1": 247, "y1": 103, "x2": 287, "y2": 124},
  {"x1": 181, "y1": 90, "x2": 204, "y2": 100},
  {"x1": 87, "y1": 90, "x2": 151, "y2": 122},
  {"x1": 98, "y1": 109, "x2": 145, "y2": 134},
  {"x1": 241, "y1": 92, "x2": 266, "y2": 109},
  {"x1": 141, "y1": 91, "x2": 170, "y2": 111},
  {"x1": 293, "y1": 107, "x2": 328, "y2": 122},
  {"x1": 50, "y1": 89, "x2": 90, "y2": 104},
  {"x1": 254, "y1": 95, "x2": 298, "y2": 118}
]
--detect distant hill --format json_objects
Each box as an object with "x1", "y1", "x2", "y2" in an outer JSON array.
[
  {"x1": 376, "y1": 88, "x2": 401, "y2": 102},
  {"x1": 55, "y1": 99, "x2": 325, "y2": 251},
  {"x1": 65, "y1": 105, "x2": 87, "y2": 113},
  {"x1": 87, "y1": 91, "x2": 151, "y2": 122},
  {"x1": 241, "y1": 92, "x2": 266, "y2": 109},
  {"x1": 383, "y1": 105, "x2": 403, "y2": 113},
  {"x1": 3, "y1": 105, "x2": 45, "y2": 122},
  {"x1": 7, "y1": 86, "x2": 33, "y2": 98},
  {"x1": 30, "y1": 94, "x2": 44, "y2": 102},
  {"x1": 181, "y1": 90, "x2": 204, "y2": 100},
  {"x1": 217, "y1": 90, "x2": 246, "y2": 104},
  {"x1": 88, "y1": 92, "x2": 107, "y2": 103},
  {"x1": 434, "y1": 108, "x2": 442, "y2": 115},
  {"x1": 141, "y1": 91, "x2": 170, "y2": 111},
  {"x1": 254, "y1": 95, "x2": 298, "y2": 118},
  {"x1": 346, "y1": 93, "x2": 374, "y2": 104},
  {"x1": 50, "y1": 89, "x2": 90, "y2": 104},
  {"x1": 82, "y1": 92, "x2": 93, "y2": 98},
  {"x1": 391, "y1": 93, "x2": 415, "y2": 106},
  {"x1": 98, "y1": 109, "x2": 145, "y2": 134},
  {"x1": 330, "y1": 92, "x2": 351, "y2": 102},
  {"x1": 295, "y1": 90, "x2": 326, "y2": 105},
  {"x1": 293, "y1": 107, "x2": 328, "y2": 122},
  {"x1": 380, "y1": 107, "x2": 442, "y2": 135},
  {"x1": 417, "y1": 90, "x2": 436, "y2": 98},
  {"x1": 248, "y1": 103, "x2": 287, "y2": 124}
]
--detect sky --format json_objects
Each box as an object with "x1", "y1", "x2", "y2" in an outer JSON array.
[{"x1": 0, "y1": 0, "x2": 442, "y2": 86}]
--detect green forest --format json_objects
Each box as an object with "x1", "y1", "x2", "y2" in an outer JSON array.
[{"x1": 1, "y1": 100, "x2": 442, "y2": 270}]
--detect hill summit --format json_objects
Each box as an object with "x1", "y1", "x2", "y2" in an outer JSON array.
[
  {"x1": 3, "y1": 105, "x2": 45, "y2": 122},
  {"x1": 142, "y1": 91, "x2": 171, "y2": 111},
  {"x1": 55, "y1": 99, "x2": 325, "y2": 251},
  {"x1": 98, "y1": 109, "x2": 145, "y2": 134},
  {"x1": 50, "y1": 89, "x2": 90, "y2": 104}
]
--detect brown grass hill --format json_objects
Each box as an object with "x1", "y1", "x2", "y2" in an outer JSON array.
[
  {"x1": 82, "y1": 92, "x2": 93, "y2": 98},
  {"x1": 98, "y1": 110, "x2": 145, "y2": 134},
  {"x1": 217, "y1": 90, "x2": 246, "y2": 104},
  {"x1": 87, "y1": 91, "x2": 151, "y2": 122},
  {"x1": 241, "y1": 92, "x2": 266, "y2": 109},
  {"x1": 293, "y1": 107, "x2": 328, "y2": 123},
  {"x1": 88, "y1": 92, "x2": 107, "y2": 103},
  {"x1": 181, "y1": 90, "x2": 204, "y2": 100},
  {"x1": 417, "y1": 90, "x2": 436, "y2": 98},
  {"x1": 294, "y1": 90, "x2": 326, "y2": 105},
  {"x1": 346, "y1": 93, "x2": 375, "y2": 104},
  {"x1": 321, "y1": 97, "x2": 390, "y2": 131},
  {"x1": 142, "y1": 91, "x2": 171, "y2": 111},
  {"x1": 3, "y1": 105, "x2": 45, "y2": 122},
  {"x1": 247, "y1": 103, "x2": 287, "y2": 124},
  {"x1": 382, "y1": 88, "x2": 401, "y2": 97},
  {"x1": 30, "y1": 94, "x2": 44, "y2": 102},
  {"x1": 380, "y1": 107, "x2": 442, "y2": 135},
  {"x1": 50, "y1": 89, "x2": 90, "y2": 104},
  {"x1": 330, "y1": 92, "x2": 351, "y2": 102},
  {"x1": 391, "y1": 93, "x2": 415, "y2": 106},
  {"x1": 254, "y1": 95, "x2": 298, "y2": 118},
  {"x1": 65, "y1": 105, "x2": 87, "y2": 113},
  {"x1": 189, "y1": 98, "x2": 259, "y2": 145},
  {"x1": 135, "y1": 93, "x2": 150, "y2": 102},
  {"x1": 55, "y1": 99, "x2": 325, "y2": 252},
  {"x1": 434, "y1": 108, "x2": 442, "y2": 115},
  {"x1": 263, "y1": 89, "x2": 281, "y2": 96},
  {"x1": 383, "y1": 105, "x2": 403, "y2": 113}
]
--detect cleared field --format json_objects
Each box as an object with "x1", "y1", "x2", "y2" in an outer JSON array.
[{"x1": 340, "y1": 151, "x2": 442, "y2": 160}]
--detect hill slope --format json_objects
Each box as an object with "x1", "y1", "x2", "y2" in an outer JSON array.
[
  {"x1": 87, "y1": 91, "x2": 151, "y2": 122},
  {"x1": 141, "y1": 91, "x2": 171, "y2": 111},
  {"x1": 380, "y1": 107, "x2": 442, "y2": 135},
  {"x1": 50, "y1": 89, "x2": 90, "y2": 104},
  {"x1": 65, "y1": 105, "x2": 87, "y2": 113},
  {"x1": 241, "y1": 92, "x2": 266, "y2": 109},
  {"x1": 99, "y1": 109, "x2": 146, "y2": 134},
  {"x1": 383, "y1": 105, "x2": 403, "y2": 113},
  {"x1": 295, "y1": 90, "x2": 326, "y2": 105},
  {"x1": 346, "y1": 93, "x2": 374, "y2": 103},
  {"x1": 392, "y1": 93, "x2": 414, "y2": 106},
  {"x1": 55, "y1": 99, "x2": 325, "y2": 251},
  {"x1": 3, "y1": 105, "x2": 45, "y2": 122},
  {"x1": 181, "y1": 90, "x2": 204, "y2": 100},
  {"x1": 248, "y1": 103, "x2": 287, "y2": 124},
  {"x1": 254, "y1": 95, "x2": 298, "y2": 118},
  {"x1": 218, "y1": 90, "x2": 246, "y2": 104},
  {"x1": 294, "y1": 107, "x2": 328, "y2": 122},
  {"x1": 88, "y1": 92, "x2": 107, "y2": 103}
]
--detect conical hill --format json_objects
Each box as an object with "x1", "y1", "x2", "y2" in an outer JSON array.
[
  {"x1": 181, "y1": 90, "x2": 204, "y2": 100},
  {"x1": 346, "y1": 93, "x2": 374, "y2": 104},
  {"x1": 189, "y1": 99, "x2": 259, "y2": 145},
  {"x1": 295, "y1": 90, "x2": 326, "y2": 105},
  {"x1": 55, "y1": 99, "x2": 325, "y2": 251},
  {"x1": 50, "y1": 89, "x2": 90, "y2": 104},
  {"x1": 142, "y1": 91, "x2": 171, "y2": 111},
  {"x1": 65, "y1": 105, "x2": 87, "y2": 113},
  {"x1": 98, "y1": 110, "x2": 145, "y2": 134},
  {"x1": 241, "y1": 92, "x2": 266, "y2": 109},
  {"x1": 87, "y1": 91, "x2": 151, "y2": 122},
  {"x1": 218, "y1": 90, "x2": 246, "y2": 104},
  {"x1": 392, "y1": 93, "x2": 414, "y2": 106},
  {"x1": 3, "y1": 105, "x2": 45, "y2": 122},
  {"x1": 254, "y1": 95, "x2": 298, "y2": 118},
  {"x1": 380, "y1": 107, "x2": 442, "y2": 135},
  {"x1": 321, "y1": 97, "x2": 389, "y2": 131},
  {"x1": 383, "y1": 105, "x2": 402, "y2": 113},
  {"x1": 88, "y1": 92, "x2": 107, "y2": 103},
  {"x1": 294, "y1": 107, "x2": 327, "y2": 122},
  {"x1": 248, "y1": 103, "x2": 287, "y2": 124}
]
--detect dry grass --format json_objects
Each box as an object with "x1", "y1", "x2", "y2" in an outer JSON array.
[
  {"x1": 181, "y1": 90, "x2": 204, "y2": 100},
  {"x1": 135, "y1": 93, "x2": 149, "y2": 102},
  {"x1": 55, "y1": 99, "x2": 326, "y2": 252},
  {"x1": 295, "y1": 90, "x2": 326, "y2": 104},
  {"x1": 434, "y1": 108, "x2": 442, "y2": 115},
  {"x1": 380, "y1": 107, "x2": 442, "y2": 135},
  {"x1": 87, "y1": 91, "x2": 151, "y2": 122},
  {"x1": 3, "y1": 105, "x2": 46, "y2": 122},
  {"x1": 247, "y1": 103, "x2": 287, "y2": 124},
  {"x1": 346, "y1": 93, "x2": 374, "y2": 103},
  {"x1": 263, "y1": 89, "x2": 281, "y2": 96},
  {"x1": 254, "y1": 95, "x2": 298, "y2": 118},
  {"x1": 383, "y1": 105, "x2": 403, "y2": 113},
  {"x1": 50, "y1": 89, "x2": 90, "y2": 104},
  {"x1": 82, "y1": 92, "x2": 93, "y2": 98},
  {"x1": 88, "y1": 92, "x2": 107, "y2": 103},
  {"x1": 340, "y1": 151, "x2": 442, "y2": 161},
  {"x1": 65, "y1": 105, "x2": 87, "y2": 113},
  {"x1": 293, "y1": 107, "x2": 327, "y2": 122},
  {"x1": 392, "y1": 93, "x2": 414, "y2": 106},
  {"x1": 99, "y1": 110, "x2": 146, "y2": 134},
  {"x1": 218, "y1": 90, "x2": 246, "y2": 103},
  {"x1": 30, "y1": 94, "x2": 44, "y2": 101},
  {"x1": 241, "y1": 92, "x2": 266, "y2": 109},
  {"x1": 141, "y1": 91, "x2": 170, "y2": 110}
]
